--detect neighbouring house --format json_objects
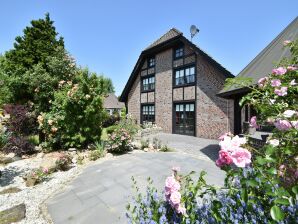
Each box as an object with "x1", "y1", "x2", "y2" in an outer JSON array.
[
  {"x1": 218, "y1": 16, "x2": 298, "y2": 135},
  {"x1": 103, "y1": 93, "x2": 125, "y2": 116},
  {"x1": 120, "y1": 28, "x2": 234, "y2": 139}
]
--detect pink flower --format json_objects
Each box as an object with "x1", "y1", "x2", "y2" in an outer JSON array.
[
  {"x1": 231, "y1": 135, "x2": 247, "y2": 147},
  {"x1": 287, "y1": 66, "x2": 297, "y2": 71},
  {"x1": 231, "y1": 147, "x2": 251, "y2": 168},
  {"x1": 283, "y1": 40, "x2": 291, "y2": 46},
  {"x1": 290, "y1": 79, "x2": 297, "y2": 86},
  {"x1": 257, "y1": 77, "x2": 268, "y2": 87},
  {"x1": 249, "y1": 116, "x2": 259, "y2": 129},
  {"x1": 272, "y1": 67, "x2": 287, "y2": 75},
  {"x1": 274, "y1": 119, "x2": 292, "y2": 131},
  {"x1": 283, "y1": 110, "x2": 296, "y2": 118},
  {"x1": 219, "y1": 136, "x2": 232, "y2": 151},
  {"x1": 165, "y1": 176, "x2": 180, "y2": 196},
  {"x1": 271, "y1": 79, "x2": 281, "y2": 87},
  {"x1": 43, "y1": 168, "x2": 49, "y2": 173},
  {"x1": 169, "y1": 191, "x2": 181, "y2": 206},
  {"x1": 216, "y1": 149, "x2": 233, "y2": 168},
  {"x1": 172, "y1": 166, "x2": 180, "y2": 172},
  {"x1": 274, "y1": 87, "x2": 288, "y2": 96},
  {"x1": 177, "y1": 205, "x2": 186, "y2": 215},
  {"x1": 268, "y1": 139, "x2": 279, "y2": 147},
  {"x1": 218, "y1": 132, "x2": 232, "y2": 140},
  {"x1": 291, "y1": 121, "x2": 298, "y2": 129}
]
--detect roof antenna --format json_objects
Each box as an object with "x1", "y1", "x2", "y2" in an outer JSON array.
[{"x1": 190, "y1": 25, "x2": 200, "y2": 42}]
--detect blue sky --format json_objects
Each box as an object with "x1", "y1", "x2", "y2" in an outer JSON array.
[{"x1": 0, "y1": 1, "x2": 297, "y2": 96}]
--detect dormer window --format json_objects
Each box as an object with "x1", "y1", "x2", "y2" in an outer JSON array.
[
  {"x1": 148, "y1": 57, "x2": 155, "y2": 67},
  {"x1": 174, "y1": 47, "x2": 184, "y2": 59}
]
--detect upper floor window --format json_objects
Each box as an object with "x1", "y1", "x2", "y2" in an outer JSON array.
[
  {"x1": 142, "y1": 104, "x2": 155, "y2": 123},
  {"x1": 174, "y1": 47, "x2": 184, "y2": 59},
  {"x1": 142, "y1": 76, "x2": 155, "y2": 91},
  {"x1": 148, "y1": 57, "x2": 156, "y2": 67},
  {"x1": 174, "y1": 66, "x2": 195, "y2": 86}
]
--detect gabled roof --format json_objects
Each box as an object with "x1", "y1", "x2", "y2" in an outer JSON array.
[
  {"x1": 218, "y1": 16, "x2": 298, "y2": 98},
  {"x1": 145, "y1": 28, "x2": 182, "y2": 50},
  {"x1": 120, "y1": 28, "x2": 233, "y2": 102},
  {"x1": 103, "y1": 93, "x2": 125, "y2": 109}
]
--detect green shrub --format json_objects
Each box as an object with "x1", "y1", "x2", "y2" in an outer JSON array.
[
  {"x1": 160, "y1": 144, "x2": 173, "y2": 152},
  {"x1": 89, "y1": 141, "x2": 106, "y2": 161},
  {"x1": 28, "y1": 135, "x2": 39, "y2": 146},
  {"x1": 105, "y1": 125, "x2": 118, "y2": 135},
  {"x1": 152, "y1": 137, "x2": 162, "y2": 149},
  {"x1": 107, "y1": 128, "x2": 133, "y2": 154},
  {"x1": 117, "y1": 116, "x2": 139, "y2": 137},
  {"x1": 55, "y1": 153, "x2": 72, "y2": 171},
  {"x1": 39, "y1": 70, "x2": 107, "y2": 149}
]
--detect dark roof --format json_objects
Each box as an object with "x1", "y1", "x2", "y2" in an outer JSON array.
[
  {"x1": 145, "y1": 28, "x2": 182, "y2": 50},
  {"x1": 218, "y1": 16, "x2": 298, "y2": 98},
  {"x1": 103, "y1": 93, "x2": 125, "y2": 109},
  {"x1": 120, "y1": 28, "x2": 233, "y2": 102}
]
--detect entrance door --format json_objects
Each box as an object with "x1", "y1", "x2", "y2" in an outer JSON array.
[{"x1": 174, "y1": 103, "x2": 195, "y2": 136}]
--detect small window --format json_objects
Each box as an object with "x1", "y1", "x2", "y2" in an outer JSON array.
[
  {"x1": 142, "y1": 105, "x2": 155, "y2": 123},
  {"x1": 174, "y1": 47, "x2": 184, "y2": 59},
  {"x1": 174, "y1": 66, "x2": 195, "y2": 86},
  {"x1": 148, "y1": 57, "x2": 155, "y2": 67},
  {"x1": 142, "y1": 76, "x2": 155, "y2": 91}
]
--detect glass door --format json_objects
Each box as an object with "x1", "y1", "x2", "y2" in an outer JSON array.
[{"x1": 174, "y1": 103, "x2": 195, "y2": 136}]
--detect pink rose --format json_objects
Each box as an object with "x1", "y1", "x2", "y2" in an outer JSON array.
[
  {"x1": 257, "y1": 77, "x2": 268, "y2": 87},
  {"x1": 271, "y1": 79, "x2": 281, "y2": 87},
  {"x1": 231, "y1": 147, "x2": 251, "y2": 168},
  {"x1": 219, "y1": 136, "x2": 232, "y2": 151},
  {"x1": 290, "y1": 79, "x2": 297, "y2": 86},
  {"x1": 169, "y1": 191, "x2": 181, "y2": 206},
  {"x1": 287, "y1": 66, "x2": 297, "y2": 71},
  {"x1": 272, "y1": 67, "x2": 287, "y2": 75},
  {"x1": 291, "y1": 121, "x2": 298, "y2": 129},
  {"x1": 231, "y1": 135, "x2": 246, "y2": 147},
  {"x1": 274, "y1": 87, "x2": 288, "y2": 96},
  {"x1": 249, "y1": 116, "x2": 259, "y2": 129},
  {"x1": 177, "y1": 205, "x2": 186, "y2": 215},
  {"x1": 274, "y1": 119, "x2": 292, "y2": 131},
  {"x1": 283, "y1": 40, "x2": 291, "y2": 46},
  {"x1": 165, "y1": 176, "x2": 180, "y2": 195},
  {"x1": 216, "y1": 149, "x2": 233, "y2": 168},
  {"x1": 218, "y1": 132, "x2": 232, "y2": 140}
]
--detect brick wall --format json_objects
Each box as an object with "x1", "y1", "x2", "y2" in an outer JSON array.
[
  {"x1": 126, "y1": 43, "x2": 233, "y2": 139},
  {"x1": 155, "y1": 49, "x2": 173, "y2": 133}
]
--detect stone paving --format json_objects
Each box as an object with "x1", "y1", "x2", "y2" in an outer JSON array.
[{"x1": 47, "y1": 133, "x2": 224, "y2": 224}]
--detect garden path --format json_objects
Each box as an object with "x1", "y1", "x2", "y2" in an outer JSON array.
[{"x1": 47, "y1": 133, "x2": 224, "y2": 224}]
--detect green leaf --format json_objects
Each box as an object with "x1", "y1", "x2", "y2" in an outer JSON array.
[
  {"x1": 246, "y1": 180, "x2": 258, "y2": 187},
  {"x1": 270, "y1": 205, "x2": 285, "y2": 221},
  {"x1": 274, "y1": 198, "x2": 290, "y2": 205},
  {"x1": 268, "y1": 167, "x2": 277, "y2": 175},
  {"x1": 241, "y1": 188, "x2": 248, "y2": 202},
  {"x1": 292, "y1": 186, "x2": 298, "y2": 195}
]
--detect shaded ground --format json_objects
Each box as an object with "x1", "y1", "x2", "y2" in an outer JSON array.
[{"x1": 47, "y1": 133, "x2": 223, "y2": 224}]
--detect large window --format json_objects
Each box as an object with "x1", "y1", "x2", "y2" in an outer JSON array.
[
  {"x1": 148, "y1": 57, "x2": 156, "y2": 67},
  {"x1": 174, "y1": 66, "x2": 195, "y2": 86},
  {"x1": 142, "y1": 76, "x2": 155, "y2": 92},
  {"x1": 142, "y1": 104, "x2": 155, "y2": 123},
  {"x1": 174, "y1": 47, "x2": 184, "y2": 59}
]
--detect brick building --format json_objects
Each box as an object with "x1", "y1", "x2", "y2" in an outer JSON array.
[{"x1": 120, "y1": 28, "x2": 234, "y2": 139}]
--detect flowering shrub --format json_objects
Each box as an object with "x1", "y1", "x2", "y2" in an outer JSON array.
[
  {"x1": 24, "y1": 167, "x2": 49, "y2": 186},
  {"x1": 127, "y1": 40, "x2": 298, "y2": 223},
  {"x1": 39, "y1": 70, "x2": 107, "y2": 149},
  {"x1": 107, "y1": 128, "x2": 133, "y2": 153}
]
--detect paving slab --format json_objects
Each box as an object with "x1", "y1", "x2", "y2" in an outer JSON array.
[{"x1": 47, "y1": 133, "x2": 224, "y2": 223}]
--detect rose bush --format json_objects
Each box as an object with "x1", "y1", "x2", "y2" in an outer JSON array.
[{"x1": 127, "y1": 40, "x2": 298, "y2": 223}]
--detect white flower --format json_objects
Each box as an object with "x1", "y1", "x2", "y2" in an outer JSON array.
[
  {"x1": 268, "y1": 139, "x2": 279, "y2": 147},
  {"x1": 269, "y1": 99, "x2": 276, "y2": 105},
  {"x1": 283, "y1": 110, "x2": 296, "y2": 118},
  {"x1": 290, "y1": 79, "x2": 297, "y2": 86}
]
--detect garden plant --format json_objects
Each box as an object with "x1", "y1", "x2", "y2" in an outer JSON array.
[{"x1": 126, "y1": 40, "x2": 298, "y2": 223}]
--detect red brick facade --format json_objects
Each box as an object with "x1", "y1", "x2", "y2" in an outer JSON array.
[{"x1": 124, "y1": 31, "x2": 234, "y2": 139}]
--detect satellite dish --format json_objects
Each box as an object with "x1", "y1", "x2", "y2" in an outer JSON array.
[{"x1": 190, "y1": 25, "x2": 200, "y2": 42}]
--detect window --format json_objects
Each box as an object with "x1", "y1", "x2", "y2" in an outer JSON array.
[
  {"x1": 142, "y1": 76, "x2": 155, "y2": 91},
  {"x1": 174, "y1": 47, "x2": 184, "y2": 58},
  {"x1": 148, "y1": 57, "x2": 155, "y2": 67},
  {"x1": 174, "y1": 66, "x2": 195, "y2": 86},
  {"x1": 142, "y1": 105, "x2": 155, "y2": 123}
]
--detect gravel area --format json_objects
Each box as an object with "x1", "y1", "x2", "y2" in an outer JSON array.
[{"x1": 0, "y1": 156, "x2": 86, "y2": 223}]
